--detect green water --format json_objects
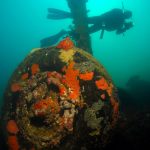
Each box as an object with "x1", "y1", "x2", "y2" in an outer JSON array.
[{"x1": 0, "y1": 0, "x2": 150, "y2": 111}]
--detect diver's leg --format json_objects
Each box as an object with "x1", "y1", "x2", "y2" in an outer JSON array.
[
  {"x1": 88, "y1": 24, "x2": 102, "y2": 34},
  {"x1": 87, "y1": 16, "x2": 102, "y2": 24}
]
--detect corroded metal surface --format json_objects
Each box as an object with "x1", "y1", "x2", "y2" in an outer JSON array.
[{"x1": 1, "y1": 41, "x2": 119, "y2": 149}]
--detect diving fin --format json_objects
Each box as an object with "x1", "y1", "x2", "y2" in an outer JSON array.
[
  {"x1": 47, "y1": 8, "x2": 72, "y2": 20},
  {"x1": 40, "y1": 29, "x2": 67, "y2": 47}
]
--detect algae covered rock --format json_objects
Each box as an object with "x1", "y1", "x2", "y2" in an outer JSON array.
[{"x1": 1, "y1": 38, "x2": 119, "y2": 150}]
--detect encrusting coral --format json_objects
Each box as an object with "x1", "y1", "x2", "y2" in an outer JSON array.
[
  {"x1": 95, "y1": 77, "x2": 113, "y2": 96},
  {"x1": 11, "y1": 83, "x2": 21, "y2": 92},
  {"x1": 6, "y1": 120, "x2": 19, "y2": 134},
  {"x1": 56, "y1": 37, "x2": 74, "y2": 50},
  {"x1": 21, "y1": 73, "x2": 29, "y2": 80},
  {"x1": 59, "y1": 49, "x2": 76, "y2": 63},
  {"x1": 7, "y1": 135, "x2": 19, "y2": 150},
  {"x1": 31, "y1": 63, "x2": 40, "y2": 75},
  {"x1": 62, "y1": 61, "x2": 80, "y2": 100},
  {"x1": 79, "y1": 72, "x2": 94, "y2": 81}
]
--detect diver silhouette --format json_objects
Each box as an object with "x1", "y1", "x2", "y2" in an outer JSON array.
[
  {"x1": 88, "y1": 8, "x2": 133, "y2": 38},
  {"x1": 41, "y1": 8, "x2": 133, "y2": 47}
]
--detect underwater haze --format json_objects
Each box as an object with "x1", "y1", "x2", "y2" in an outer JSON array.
[{"x1": 0, "y1": 0, "x2": 150, "y2": 112}]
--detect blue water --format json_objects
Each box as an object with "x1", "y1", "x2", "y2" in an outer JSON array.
[{"x1": 0, "y1": 0, "x2": 150, "y2": 111}]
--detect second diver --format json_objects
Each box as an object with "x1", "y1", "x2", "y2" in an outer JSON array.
[{"x1": 41, "y1": 8, "x2": 133, "y2": 47}]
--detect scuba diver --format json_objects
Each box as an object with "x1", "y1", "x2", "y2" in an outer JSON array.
[{"x1": 41, "y1": 8, "x2": 133, "y2": 47}]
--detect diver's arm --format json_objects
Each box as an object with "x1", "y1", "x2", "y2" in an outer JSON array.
[
  {"x1": 116, "y1": 23, "x2": 127, "y2": 34},
  {"x1": 116, "y1": 28, "x2": 126, "y2": 34},
  {"x1": 88, "y1": 24, "x2": 103, "y2": 34},
  {"x1": 100, "y1": 29, "x2": 105, "y2": 39},
  {"x1": 116, "y1": 21, "x2": 133, "y2": 34},
  {"x1": 88, "y1": 16, "x2": 103, "y2": 24},
  {"x1": 40, "y1": 29, "x2": 67, "y2": 47}
]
